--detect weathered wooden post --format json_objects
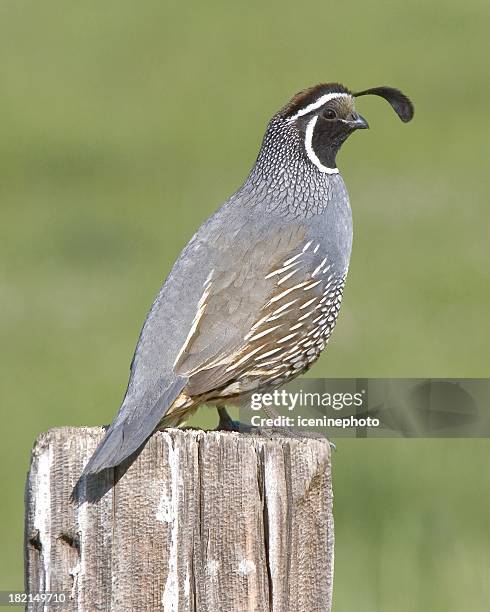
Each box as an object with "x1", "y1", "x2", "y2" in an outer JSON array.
[{"x1": 25, "y1": 427, "x2": 334, "y2": 611}]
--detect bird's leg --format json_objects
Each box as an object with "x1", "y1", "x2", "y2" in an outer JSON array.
[
  {"x1": 215, "y1": 406, "x2": 252, "y2": 432},
  {"x1": 216, "y1": 406, "x2": 235, "y2": 430},
  {"x1": 216, "y1": 405, "x2": 335, "y2": 450}
]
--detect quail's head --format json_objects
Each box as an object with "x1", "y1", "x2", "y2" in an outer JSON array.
[{"x1": 280, "y1": 82, "x2": 414, "y2": 173}]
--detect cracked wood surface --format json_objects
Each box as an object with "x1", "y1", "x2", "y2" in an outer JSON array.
[{"x1": 25, "y1": 427, "x2": 334, "y2": 611}]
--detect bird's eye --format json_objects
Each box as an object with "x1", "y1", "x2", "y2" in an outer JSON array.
[{"x1": 323, "y1": 109, "x2": 337, "y2": 120}]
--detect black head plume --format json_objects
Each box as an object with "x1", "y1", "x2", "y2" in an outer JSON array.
[{"x1": 353, "y1": 86, "x2": 414, "y2": 123}]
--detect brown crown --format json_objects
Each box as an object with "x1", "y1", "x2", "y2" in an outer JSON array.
[{"x1": 280, "y1": 82, "x2": 351, "y2": 118}]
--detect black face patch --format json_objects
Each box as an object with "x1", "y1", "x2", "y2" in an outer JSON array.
[
  {"x1": 309, "y1": 113, "x2": 356, "y2": 169},
  {"x1": 291, "y1": 94, "x2": 361, "y2": 170},
  {"x1": 278, "y1": 81, "x2": 413, "y2": 171}
]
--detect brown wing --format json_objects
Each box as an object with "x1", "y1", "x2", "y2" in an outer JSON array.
[{"x1": 173, "y1": 223, "x2": 344, "y2": 398}]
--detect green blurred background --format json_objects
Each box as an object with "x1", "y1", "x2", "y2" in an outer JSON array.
[{"x1": 1, "y1": 1, "x2": 489, "y2": 609}]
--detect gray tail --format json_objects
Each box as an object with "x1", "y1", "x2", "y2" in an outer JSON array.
[{"x1": 80, "y1": 376, "x2": 187, "y2": 476}]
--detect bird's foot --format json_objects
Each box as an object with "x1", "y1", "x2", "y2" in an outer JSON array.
[{"x1": 215, "y1": 407, "x2": 336, "y2": 449}]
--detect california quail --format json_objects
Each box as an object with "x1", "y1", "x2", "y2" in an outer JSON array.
[{"x1": 82, "y1": 82, "x2": 413, "y2": 476}]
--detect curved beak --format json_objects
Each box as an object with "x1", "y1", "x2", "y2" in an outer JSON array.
[{"x1": 348, "y1": 114, "x2": 369, "y2": 130}]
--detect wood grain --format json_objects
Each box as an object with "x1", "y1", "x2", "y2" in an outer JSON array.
[{"x1": 25, "y1": 427, "x2": 334, "y2": 611}]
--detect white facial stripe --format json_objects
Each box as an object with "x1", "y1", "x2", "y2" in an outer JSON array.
[
  {"x1": 304, "y1": 116, "x2": 339, "y2": 175},
  {"x1": 288, "y1": 92, "x2": 350, "y2": 121}
]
